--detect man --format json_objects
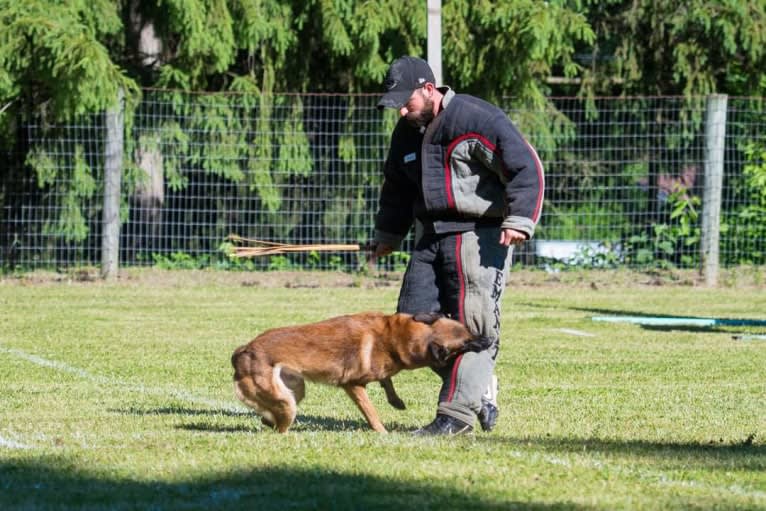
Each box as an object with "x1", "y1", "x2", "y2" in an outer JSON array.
[{"x1": 370, "y1": 56, "x2": 544, "y2": 435}]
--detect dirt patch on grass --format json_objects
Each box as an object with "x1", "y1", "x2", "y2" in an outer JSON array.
[
  {"x1": 3, "y1": 265, "x2": 764, "y2": 289},
  {"x1": 0, "y1": 267, "x2": 402, "y2": 289}
]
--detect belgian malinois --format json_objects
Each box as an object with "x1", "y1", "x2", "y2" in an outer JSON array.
[{"x1": 231, "y1": 312, "x2": 491, "y2": 433}]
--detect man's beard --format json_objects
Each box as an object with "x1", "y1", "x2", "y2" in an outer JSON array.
[{"x1": 404, "y1": 96, "x2": 435, "y2": 128}]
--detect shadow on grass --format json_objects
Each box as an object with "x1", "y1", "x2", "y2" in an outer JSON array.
[
  {"x1": 481, "y1": 434, "x2": 766, "y2": 472},
  {"x1": 112, "y1": 406, "x2": 250, "y2": 418},
  {"x1": 176, "y1": 414, "x2": 372, "y2": 434},
  {"x1": 0, "y1": 458, "x2": 580, "y2": 511},
  {"x1": 113, "y1": 407, "x2": 414, "y2": 433}
]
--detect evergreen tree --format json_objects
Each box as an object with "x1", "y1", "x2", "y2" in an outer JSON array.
[{"x1": 577, "y1": 0, "x2": 766, "y2": 96}]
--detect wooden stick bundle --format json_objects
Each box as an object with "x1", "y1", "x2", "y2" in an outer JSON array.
[{"x1": 227, "y1": 234, "x2": 360, "y2": 258}]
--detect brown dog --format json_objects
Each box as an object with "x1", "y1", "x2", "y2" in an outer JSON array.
[{"x1": 231, "y1": 312, "x2": 491, "y2": 433}]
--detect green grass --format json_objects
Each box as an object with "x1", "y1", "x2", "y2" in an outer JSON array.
[{"x1": 1, "y1": 269, "x2": 765, "y2": 510}]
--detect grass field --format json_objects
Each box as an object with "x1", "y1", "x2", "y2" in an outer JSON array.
[{"x1": 1, "y1": 268, "x2": 765, "y2": 510}]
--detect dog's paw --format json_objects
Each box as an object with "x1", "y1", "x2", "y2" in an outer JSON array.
[{"x1": 387, "y1": 396, "x2": 407, "y2": 410}]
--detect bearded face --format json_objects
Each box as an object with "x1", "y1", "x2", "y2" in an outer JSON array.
[{"x1": 404, "y1": 90, "x2": 435, "y2": 129}]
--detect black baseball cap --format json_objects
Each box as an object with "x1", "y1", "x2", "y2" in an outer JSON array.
[{"x1": 377, "y1": 56, "x2": 436, "y2": 110}]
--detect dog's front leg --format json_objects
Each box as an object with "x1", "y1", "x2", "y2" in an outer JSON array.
[
  {"x1": 342, "y1": 384, "x2": 387, "y2": 433},
  {"x1": 379, "y1": 377, "x2": 406, "y2": 410}
]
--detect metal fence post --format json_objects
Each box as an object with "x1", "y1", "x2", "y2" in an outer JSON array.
[
  {"x1": 700, "y1": 94, "x2": 727, "y2": 286},
  {"x1": 427, "y1": 0, "x2": 443, "y2": 85},
  {"x1": 102, "y1": 88, "x2": 124, "y2": 279}
]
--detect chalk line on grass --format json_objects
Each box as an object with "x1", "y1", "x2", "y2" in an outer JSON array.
[
  {"x1": 0, "y1": 344, "x2": 241, "y2": 413},
  {"x1": 0, "y1": 434, "x2": 30, "y2": 449},
  {"x1": 555, "y1": 328, "x2": 597, "y2": 337},
  {"x1": 0, "y1": 346, "x2": 104, "y2": 381}
]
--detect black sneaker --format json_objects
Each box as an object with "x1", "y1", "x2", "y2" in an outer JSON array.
[
  {"x1": 413, "y1": 414, "x2": 473, "y2": 436},
  {"x1": 477, "y1": 401, "x2": 499, "y2": 432}
]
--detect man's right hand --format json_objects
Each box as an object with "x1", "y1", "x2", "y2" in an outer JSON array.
[{"x1": 366, "y1": 242, "x2": 395, "y2": 266}]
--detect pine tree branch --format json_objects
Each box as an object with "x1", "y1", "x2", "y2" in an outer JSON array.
[{"x1": 0, "y1": 100, "x2": 15, "y2": 115}]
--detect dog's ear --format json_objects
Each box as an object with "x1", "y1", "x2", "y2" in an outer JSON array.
[
  {"x1": 428, "y1": 341, "x2": 450, "y2": 366},
  {"x1": 413, "y1": 312, "x2": 444, "y2": 325}
]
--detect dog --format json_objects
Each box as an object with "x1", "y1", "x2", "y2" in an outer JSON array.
[{"x1": 231, "y1": 312, "x2": 491, "y2": 433}]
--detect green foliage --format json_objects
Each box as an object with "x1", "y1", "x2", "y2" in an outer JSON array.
[
  {"x1": 152, "y1": 251, "x2": 206, "y2": 270},
  {"x1": 581, "y1": 0, "x2": 766, "y2": 96},
  {"x1": 159, "y1": 122, "x2": 190, "y2": 191},
  {"x1": 27, "y1": 143, "x2": 98, "y2": 243},
  {"x1": 445, "y1": 0, "x2": 594, "y2": 105},
  {"x1": 541, "y1": 202, "x2": 628, "y2": 241},
  {"x1": 266, "y1": 254, "x2": 296, "y2": 271},
  {"x1": 191, "y1": 96, "x2": 245, "y2": 181},
  {"x1": 277, "y1": 97, "x2": 313, "y2": 178},
  {"x1": 623, "y1": 191, "x2": 702, "y2": 269},
  {"x1": 4, "y1": 0, "x2": 766, "y2": 274},
  {"x1": 377, "y1": 250, "x2": 410, "y2": 273},
  {"x1": 27, "y1": 147, "x2": 57, "y2": 188},
  {"x1": 721, "y1": 140, "x2": 766, "y2": 264},
  {"x1": 0, "y1": 0, "x2": 139, "y2": 120},
  {"x1": 742, "y1": 141, "x2": 766, "y2": 205}
]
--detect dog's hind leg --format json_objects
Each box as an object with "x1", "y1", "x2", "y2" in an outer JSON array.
[
  {"x1": 233, "y1": 351, "x2": 293, "y2": 432},
  {"x1": 379, "y1": 377, "x2": 406, "y2": 410},
  {"x1": 342, "y1": 384, "x2": 387, "y2": 433},
  {"x1": 233, "y1": 377, "x2": 277, "y2": 428}
]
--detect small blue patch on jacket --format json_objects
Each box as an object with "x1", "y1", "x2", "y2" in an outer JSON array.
[{"x1": 403, "y1": 152, "x2": 417, "y2": 163}]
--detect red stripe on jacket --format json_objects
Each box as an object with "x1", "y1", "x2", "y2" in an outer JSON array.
[{"x1": 523, "y1": 138, "x2": 545, "y2": 223}]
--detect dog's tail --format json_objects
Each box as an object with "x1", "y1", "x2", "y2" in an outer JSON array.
[
  {"x1": 231, "y1": 346, "x2": 267, "y2": 415},
  {"x1": 231, "y1": 345, "x2": 247, "y2": 377},
  {"x1": 231, "y1": 345, "x2": 259, "y2": 381}
]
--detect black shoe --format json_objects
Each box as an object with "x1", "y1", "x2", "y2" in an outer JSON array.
[
  {"x1": 477, "y1": 400, "x2": 499, "y2": 432},
  {"x1": 478, "y1": 374, "x2": 499, "y2": 432},
  {"x1": 413, "y1": 414, "x2": 473, "y2": 436}
]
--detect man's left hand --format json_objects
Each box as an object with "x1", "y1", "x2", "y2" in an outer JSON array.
[{"x1": 499, "y1": 228, "x2": 527, "y2": 246}]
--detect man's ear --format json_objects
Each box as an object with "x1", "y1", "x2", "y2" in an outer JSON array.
[
  {"x1": 413, "y1": 312, "x2": 444, "y2": 325},
  {"x1": 428, "y1": 342, "x2": 450, "y2": 366}
]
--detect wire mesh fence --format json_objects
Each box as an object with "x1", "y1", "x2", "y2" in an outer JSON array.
[{"x1": 2, "y1": 91, "x2": 765, "y2": 273}]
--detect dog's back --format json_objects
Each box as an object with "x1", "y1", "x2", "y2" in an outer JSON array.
[{"x1": 237, "y1": 312, "x2": 394, "y2": 385}]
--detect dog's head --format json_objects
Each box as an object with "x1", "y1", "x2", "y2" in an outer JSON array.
[{"x1": 412, "y1": 312, "x2": 493, "y2": 367}]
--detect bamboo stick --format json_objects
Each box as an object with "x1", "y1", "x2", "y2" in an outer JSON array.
[{"x1": 227, "y1": 235, "x2": 360, "y2": 258}]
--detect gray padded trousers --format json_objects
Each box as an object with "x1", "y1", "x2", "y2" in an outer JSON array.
[{"x1": 396, "y1": 227, "x2": 512, "y2": 426}]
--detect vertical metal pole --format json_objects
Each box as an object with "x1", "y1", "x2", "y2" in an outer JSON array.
[
  {"x1": 700, "y1": 94, "x2": 727, "y2": 287},
  {"x1": 427, "y1": 0, "x2": 442, "y2": 85},
  {"x1": 102, "y1": 88, "x2": 124, "y2": 279}
]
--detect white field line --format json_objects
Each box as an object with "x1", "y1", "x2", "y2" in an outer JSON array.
[
  {"x1": 555, "y1": 328, "x2": 597, "y2": 337},
  {"x1": 0, "y1": 435, "x2": 30, "y2": 449},
  {"x1": 2, "y1": 346, "x2": 102, "y2": 381},
  {"x1": 0, "y1": 345, "x2": 242, "y2": 413}
]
